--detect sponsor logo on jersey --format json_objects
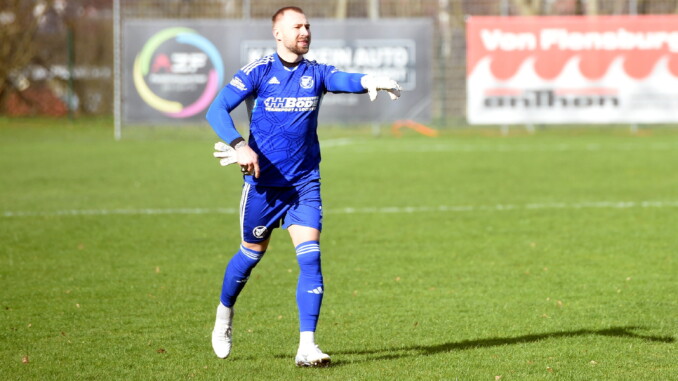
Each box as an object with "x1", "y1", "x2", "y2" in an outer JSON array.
[
  {"x1": 300, "y1": 76, "x2": 314, "y2": 89},
  {"x1": 230, "y1": 76, "x2": 247, "y2": 91},
  {"x1": 263, "y1": 96, "x2": 319, "y2": 112},
  {"x1": 268, "y1": 76, "x2": 280, "y2": 85},
  {"x1": 252, "y1": 226, "x2": 268, "y2": 239}
]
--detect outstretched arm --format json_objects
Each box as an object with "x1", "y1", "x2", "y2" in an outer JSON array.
[
  {"x1": 326, "y1": 71, "x2": 401, "y2": 101},
  {"x1": 325, "y1": 72, "x2": 367, "y2": 94}
]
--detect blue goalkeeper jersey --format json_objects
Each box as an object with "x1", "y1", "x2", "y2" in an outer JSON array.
[{"x1": 207, "y1": 54, "x2": 366, "y2": 187}]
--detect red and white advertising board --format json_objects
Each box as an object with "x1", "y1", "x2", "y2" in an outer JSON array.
[{"x1": 466, "y1": 16, "x2": 678, "y2": 124}]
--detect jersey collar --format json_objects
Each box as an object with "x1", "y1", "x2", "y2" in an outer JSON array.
[{"x1": 276, "y1": 53, "x2": 305, "y2": 72}]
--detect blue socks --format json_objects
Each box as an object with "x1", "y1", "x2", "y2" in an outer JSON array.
[
  {"x1": 295, "y1": 241, "x2": 324, "y2": 332},
  {"x1": 220, "y1": 245, "x2": 265, "y2": 307},
  {"x1": 219, "y1": 241, "x2": 324, "y2": 333}
]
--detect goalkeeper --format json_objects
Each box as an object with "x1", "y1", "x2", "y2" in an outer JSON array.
[{"x1": 206, "y1": 5, "x2": 401, "y2": 367}]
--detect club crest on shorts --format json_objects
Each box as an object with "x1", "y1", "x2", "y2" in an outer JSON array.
[
  {"x1": 252, "y1": 226, "x2": 268, "y2": 239},
  {"x1": 300, "y1": 76, "x2": 314, "y2": 89}
]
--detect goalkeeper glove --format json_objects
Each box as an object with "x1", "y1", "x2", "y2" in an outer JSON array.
[
  {"x1": 213, "y1": 141, "x2": 237, "y2": 166},
  {"x1": 360, "y1": 75, "x2": 402, "y2": 101}
]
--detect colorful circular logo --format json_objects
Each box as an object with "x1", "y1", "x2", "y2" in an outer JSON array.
[{"x1": 133, "y1": 27, "x2": 223, "y2": 118}]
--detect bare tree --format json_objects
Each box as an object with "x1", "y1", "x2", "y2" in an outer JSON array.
[
  {"x1": 0, "y1": 0, "x2": 39, "y2": 109},
  {"x1": 512, "y1": 0, "x2": 542, "y2": 15},
  {"x1": 335, "y1": 0, "x2": 347, "y2": 19},
  {"x1": 587, "y1": 0, "x2": 599, "y2": 15}
]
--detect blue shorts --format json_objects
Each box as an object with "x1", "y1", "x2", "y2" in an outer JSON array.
[{"x1": 239, "y1": 180, "x2": 323, "y2": 243}]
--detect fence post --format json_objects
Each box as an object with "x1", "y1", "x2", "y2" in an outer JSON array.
[
  {"x1": 629, "y1": 0, "x2": 638, "y2": 134},
  {"x1": 113, "y1": 0, "x2": 121, "y2": 140},
  {"x1": 243, "y1": 0, "x2": 251, "y2": 20},
  {"x1": 438, "y1": 0, "x2": 450, "y2": 129},
  {"x1": 368, "y1": 0, "x2": 379, "y2": 20},
  {"x1": 67, "y1": 25, "x2": 75, "y2": 120},
  {"x1": 500, "y1": 0, "x2": 509, "y2": 136},
  {"x1": 370, "y1": 0, "x2": 380, "y2": 136}
]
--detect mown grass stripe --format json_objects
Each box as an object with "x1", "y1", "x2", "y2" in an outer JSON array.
[{"x1": 4, "y1": 200, "x2": 678, "y2": 218}]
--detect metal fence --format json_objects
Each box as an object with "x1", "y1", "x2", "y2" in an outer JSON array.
[{"x1": 2, "y1": 0, "x2": 678, "y2": 123}]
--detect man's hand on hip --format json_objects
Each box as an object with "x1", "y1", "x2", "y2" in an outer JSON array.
[
  {"x1": 213, "y1": 141, "x2": 260, "y2": 178},
  {"x1": 214, "y1": 142, "x2": 238, "y2": 166}
]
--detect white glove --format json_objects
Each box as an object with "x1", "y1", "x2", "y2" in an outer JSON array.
[
  {"x1": 213, "y1": 141, "x2": 238, "y2": 166},
  {"x1": 360, "y1": 75, "x2": 402, "y2": 101}
]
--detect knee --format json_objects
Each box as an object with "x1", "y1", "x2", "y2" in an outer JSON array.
[
  {"x1": 241, "y1": 239, "x2": 269, "y2": 253},
  {"x1": 296, "y1": 241, "x2": 322, "y2": 276}
]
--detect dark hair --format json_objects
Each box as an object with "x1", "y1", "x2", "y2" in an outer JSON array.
[{"x1": 271, "y1": 6, "x2": 305, "y2": 24}]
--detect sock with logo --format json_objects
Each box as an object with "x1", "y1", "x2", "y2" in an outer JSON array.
[
  {"x1": 295, "y1": 241, "x2": 324, "y2": 332},
  {"x1": 220, "y1": 245, "x2": 265, "y2": 307}
]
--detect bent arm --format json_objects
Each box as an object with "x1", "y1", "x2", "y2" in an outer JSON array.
[{"x1": 206, "y1": 85, "x2": 248, "y2": 146}]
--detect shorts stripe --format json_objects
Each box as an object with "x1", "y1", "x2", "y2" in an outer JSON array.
[{"x1": 239, "y1": 183, "x2": 251, "y2": 241}]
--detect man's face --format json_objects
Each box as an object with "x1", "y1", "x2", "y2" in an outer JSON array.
[{"x1": 274, "y1": 10, "x2": 311, "y2": 55}]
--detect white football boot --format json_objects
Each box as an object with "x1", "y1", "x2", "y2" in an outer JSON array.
[
  {"x1": 211, "y1": 303, "x2": 234, "y2": 358},
  {"x1": 295, "y1": 345, "x2": 331, "y2": 367}
]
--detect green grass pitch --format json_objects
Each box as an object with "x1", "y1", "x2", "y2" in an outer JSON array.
[{"x1": 1, "y1": 117, "x2": 676, "y2": 380}]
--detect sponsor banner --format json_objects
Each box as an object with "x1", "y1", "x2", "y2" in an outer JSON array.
[
  {"x1": 123, "y1": 19, "x2": 431, "y2": 124},
  {"x1": 466, "y1": 15, "x2": 678, "y2": 124}
]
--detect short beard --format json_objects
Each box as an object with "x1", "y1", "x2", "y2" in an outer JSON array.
[
  {"x1": 285, "y1": 40, "x2": 310, "y2": 56},
  {"x1": 292, "y1": 45, "x2": 309, "y2": 55}
]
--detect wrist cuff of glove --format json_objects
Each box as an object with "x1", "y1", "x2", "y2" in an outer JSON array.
[
  {"x1": 230, "y1": 137, "x2": 246, "y2": 149},
  {"x1": 360, "y1": 74, "x2": 372, "y2": 90}
]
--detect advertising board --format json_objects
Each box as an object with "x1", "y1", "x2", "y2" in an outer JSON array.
[{"x1": 467, "y1": 16, "x2": 678, "y2": 124}]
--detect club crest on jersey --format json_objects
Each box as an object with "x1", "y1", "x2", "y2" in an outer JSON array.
[
  {"x1": 300, "y1": 76, "x2": 314, "y2": 89},
  {"x1": 252, "y1": 226, "x2": 268, "y2": 239}
]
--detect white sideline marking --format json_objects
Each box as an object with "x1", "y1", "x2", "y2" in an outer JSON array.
[
  {"x1": 2, "y1": 208, "x2": 238, "y2": 217},
  {"x1": 348, "y1": 142, "x2": 678, "y2": 153},
  {"x1": 319, "y1": 138, "x2": 353, "y2": 148},
  {"x1": 3, "y1": 201, "x2": 678, "y2": 218}
]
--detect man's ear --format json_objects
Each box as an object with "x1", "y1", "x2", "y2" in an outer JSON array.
[{"x1": 273, "y1": 27, "x2": 281, "y2": 41}]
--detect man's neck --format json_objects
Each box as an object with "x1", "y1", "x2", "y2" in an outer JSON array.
[{"x1": 277, "y1": 50, "x2": 302, "y2": 67}]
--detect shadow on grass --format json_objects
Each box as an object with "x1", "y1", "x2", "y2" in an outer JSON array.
[{"x1": 326, "y1": 326, "x2": 674, "y2": 365}]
